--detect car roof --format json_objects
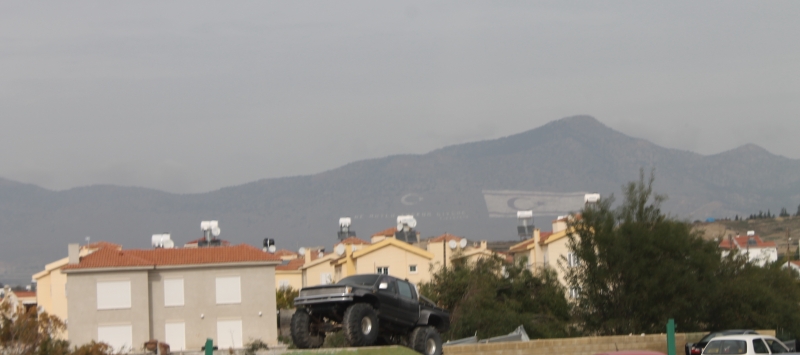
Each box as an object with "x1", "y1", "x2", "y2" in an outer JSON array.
[{"x1": 710, "y1": 334, "x2": 774, "y2": 341}]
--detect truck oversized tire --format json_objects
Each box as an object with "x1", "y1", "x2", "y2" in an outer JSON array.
[
  {"x1": 290, "y1": 310, "x2": 324, "y2": 349},
  {"x1": 410, "y1": 326, "x2": 442, "y2": 355},
  {"x1": 343, "y1": 303, "x2": 379, "y2": 347}
]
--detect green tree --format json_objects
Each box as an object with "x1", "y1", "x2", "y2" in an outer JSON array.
[
  {"x1": 276, "y1": 286, "x2": 299, "y2": 309},
  {"x1": 420, "y1": 256, "x2": 573, "y2": 340},
  {"x1": 564, "y1": 170, "x2": 723, "y2": 335},
  {"x1": 704, "y1": 259, "x2": 800, "y2": 337},
  {"x1": 565, "y1": 170, "x2": 800, "y2": 337}
]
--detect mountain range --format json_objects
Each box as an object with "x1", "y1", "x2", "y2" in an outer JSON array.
[{"x1": 2, "y1": 115, "x2": 800, "y2": 285}]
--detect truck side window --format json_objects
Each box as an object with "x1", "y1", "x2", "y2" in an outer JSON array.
[
  {"x1": 378, "y1": 278, "x2": 397, "y2": 295},
  {"x1": 397, "y1": 281, "x2": 416, "y2": 300}
]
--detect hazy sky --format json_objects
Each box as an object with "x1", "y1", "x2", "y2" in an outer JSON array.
[{"x1": 2, "y1": 1, "x2": 798, "y2": 194}]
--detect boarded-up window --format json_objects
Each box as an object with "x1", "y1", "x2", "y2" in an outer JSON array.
[
  {"x1": 215, "y1": 276, "x2": 241, "y2": 304},
  {"x1": 165, "y1": 322, "x2": 186, "y2": 351},
  {"x1": 164, "y1": 279, "x2": 184, "y2": 307},
  {"x1": 98, "y1": 324, "x2": 132, "y2": 353},
  {"x1": 216, "y1": 319, "x2": 243, "y2": 349},
  {"x1": 96, "y1": 281, "x2": 131, "y2": 310}
]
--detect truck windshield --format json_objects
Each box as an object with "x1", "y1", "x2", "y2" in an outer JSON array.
[{"x1": 337, "y1": 275, "x2": 380, "y2": 286}]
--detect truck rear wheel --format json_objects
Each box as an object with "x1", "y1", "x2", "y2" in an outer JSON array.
[
  {"x1": 290, "y1": 310, "x2": 325, "y2": 349},
  {"x1": 343, "y1": 303, "x2": 379, "y2": 347},
  {"x1": 410, "y1": 326, "x2": 442, "y2": 355}
]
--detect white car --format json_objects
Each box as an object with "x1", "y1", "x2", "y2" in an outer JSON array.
[{"x1": 702, "y1": 334, "x2": 795, "y2": 355}]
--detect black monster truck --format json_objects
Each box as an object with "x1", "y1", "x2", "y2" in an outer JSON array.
[{"x1": 291, "y1": 274, "x2": 450, "y2": 355}]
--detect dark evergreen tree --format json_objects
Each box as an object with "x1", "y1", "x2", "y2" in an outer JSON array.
[
  {"x1": 564, "y1": 170, "x2": 800, "y2": 337},
  {"x1": 420, "y1": 255, "x2": 572, "y2": 340}
]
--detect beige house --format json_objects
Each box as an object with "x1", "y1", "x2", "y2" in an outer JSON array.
[
  {"x1": 298, "y1": 234, "x2": 436, "y2": 287},
  {"x1": 426, "y1": 233, "x2": 468, "y2": 271},
  {"x1": 33, "y1": 241, "x2": 122, "y2": 339},
  {"x1": 275, "y1": 258, "x2": 304, "y2": 290},
  {"x1": 508, "y1": 215, "x2": 581, "y2": 298},
  {"x1": 61, "y1": 243, "x2": 281, "y2": 352},
  {"x1": 296, "y1": 231, "x2": 509, "y2": 288}
]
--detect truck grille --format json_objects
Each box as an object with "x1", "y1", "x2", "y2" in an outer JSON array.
[{"x1": 300, "y1": 287, "x2": 346, "y2": 298}]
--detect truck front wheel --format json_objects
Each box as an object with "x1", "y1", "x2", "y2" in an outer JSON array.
[
  {"x1": 290, "y1": 310, "x2": 325, "y2": 349},
  {"x1": 343, "y1": 303, "x2": 379, "y2": 346},
  {"x1": 410, "y1": 326, "x2": 442, "y2": 355}
]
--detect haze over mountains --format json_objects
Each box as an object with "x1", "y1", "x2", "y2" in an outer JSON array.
[{"x1": 2, "y1": 115, "x2": 800, "y2": 285}]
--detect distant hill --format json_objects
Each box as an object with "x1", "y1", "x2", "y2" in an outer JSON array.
[{"x1": 3, "y1": 115, "x2": 800, "y2": 285}]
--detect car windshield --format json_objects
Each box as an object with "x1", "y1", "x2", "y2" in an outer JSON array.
[{"x1": 337, "y1": 275, "x2": 380, "y2": 286}]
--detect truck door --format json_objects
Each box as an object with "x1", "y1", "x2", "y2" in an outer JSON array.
[
  {"x1": 374, "y1": 277, "x2": 402, "y2": 322},
  {"x1": 395, "y1": 280, "x2": 420, "y2": 328}
]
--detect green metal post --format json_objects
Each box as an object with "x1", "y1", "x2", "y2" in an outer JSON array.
[
  {"x1": 667, "y1": 319, "x2": 676, "y2": 355},
  {"x1": 204, "y1": 338, "x2": 214, "y2": 355}
]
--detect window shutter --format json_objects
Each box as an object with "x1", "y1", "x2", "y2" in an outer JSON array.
[
  {"x1": 97, "y1": 281, "x2": 131, "y2": 310},
  {"x1": 98, "y1": 324, "x2": 133, "y2": 353},
  {"x1": 215, "y1": 276, "x2": 241, "y2": 304},
  {"x1": 164, "y1": 279, "x2": 184, "y2": 307}
]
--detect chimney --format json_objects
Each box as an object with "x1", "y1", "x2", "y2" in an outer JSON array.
[
  {"x1": 68, "y1": 243, "x2": 80, "y2": 264},
  {"x1": 480, "y1": 240, "x2": 488, "y2": 250},
  {"x1": 305, "y1": 250, "x2": 312, "y2": 264}
]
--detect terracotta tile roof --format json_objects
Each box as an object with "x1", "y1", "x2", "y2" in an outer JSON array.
[
  {"x1": 272, "y1": 249, "x2": 298, "y2": 257},
  {"x1": 82, "y1": 241, "x2": 122, "y2": 251},
  {"x1": 335, "y1": 237, "x2": 371, "y2": 246},
  {"x1": 719, "y1": 235, "x2": 776, "y2": 249},
  {"x1": 63, "y1": 244, "x2": 279, "y2": 270},
  {"x1": 12, "y1": 291, "x2": 36, "y2": 298},
  {"x1": 538, "y1": 232, "x2": 554, "y2": 243},
  {"x1": 495, "y1": 251, "x2": 514, "y2": 263},
  {"x1": 276, "y1": 258, "x2": 305, "y2": 271},
  {"x1": 428, "y1": 233, "x2": 463, "y2": 243},
  {"x1": 509, "y1": 238, "x2": 537, "y2": 252},
  {"x1": 185, "y1": 238, "x2": 231, "y2": 246},
  {"x1": 371, "y1": 227, "x2": 397, "y2": 237},
  {"x1": 310, "y1": 251, "x2": 329, "y2": 261}
]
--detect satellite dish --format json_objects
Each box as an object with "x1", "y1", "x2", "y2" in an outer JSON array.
[
  {"x1": 335, "y1": 244, "x2": 346, "y2": 256},
  {"x1": 459, "y1": 239, "x2": 468, "y2": 248},
  {"x1": 448, "y1": 240, "x2": 457, "y2": 250},
  {"x1": 318, "y1": 252, "x2": 324, "y2": 258},
  {"x1": 212, "y1": 227, "x2": 221, "y2": 237},
  {"x1": 397, "y1": 222, "x2": 404, "y2": 231},
  {"x1": 408, "y1": 218, "x2": 417, "y2": 229},
  {"x1": 298, "y1": 247, "x2": 306, "y2": 256},
  {"x1": 268, "y1": 245, "x2": 277, "y2": 253},
  {"x1": 163, "y1": 240, "x2": 175, "y2": 249}
]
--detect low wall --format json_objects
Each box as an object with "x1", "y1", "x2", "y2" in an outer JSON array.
[{"x1": 443, "y1": 330, "x2": 775, "y2": 355}]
